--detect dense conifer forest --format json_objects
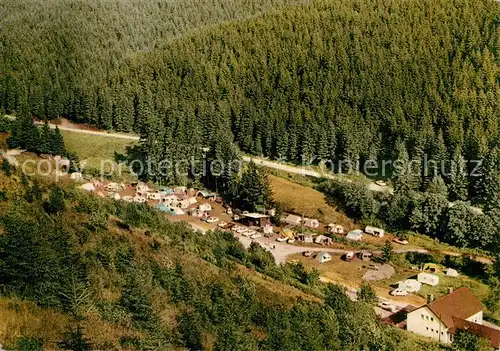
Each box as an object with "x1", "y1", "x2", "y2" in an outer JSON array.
[{"x1": 1, "y1": 1, "x2": 499, "y2": 193}]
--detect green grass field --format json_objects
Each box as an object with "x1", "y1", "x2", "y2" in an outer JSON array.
[{"x1": 61, "y1": 130, "x2": 137, "y2": 179}]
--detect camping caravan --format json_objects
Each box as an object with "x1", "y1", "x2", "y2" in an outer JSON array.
[
  {"x1": 417, "y1": 273, "x2": 439, "y2": 286},
  {"x1": 136, "y1": 182, "x2": 149, "y2": 194},
  {"x1": 186, "y1": 197, "x2": 197, "y2": 205},
  {"x1": 198, "y1": 203, "x2": 212, "y2": 212},
  {"x1": 190, "y1": 209, "x2": 204, "y2": 218},
  {"x1": 161, "y1": 195, "x2": 178, "y2": 204},
  {"x1": 327, "y1": 224, "x2": 344, "y2": 234},
  {"x1": 398, "y1": 279, "x2": 422, "y2": 293},
  {"x1": 283, "y1": 214, "x2": 302, "y2": 227},
  {"x1": 177, "y1": 199, "x2": 191, "y2": 209},
  {"x1": 79, "y1": 183, "x2": 95, "y2": 192},
  {"x1": 106, "y1": 182, "x2": 121, "y2": 192},
  {"x1": 303, "y1": 218, "x2": 320, "y2": 229},
  {"x1": 346, "y1": 229, "x2": 363, "y2": 241},
  {"x1": 365, "y1": 226, "x2": 385, "y2": 238},
  {"x1": 298, "y1": 233, "x2": 314, "y2": 243},
  {"x1": 147, "y1": 192, "x2": 162, "y2": 200},
  {"x1": 314, "y1": 235, "x2": 333, "y2": 245},
  {"x1": 133, "y1": 195, "x2": 147, "y2": 204}
]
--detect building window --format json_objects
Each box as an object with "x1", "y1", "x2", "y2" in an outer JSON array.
[
  {"x1": 431, "y1": 329, "x2": 434, "y2": 332},
  {"x1": 430, "y1": 317, "x2": 434, "y2": 321},
  {"x1": 426, "y1": 327, "x2": 429, "y2": 331},
  {"x1": 421, "y1": 314, "x2": 424, "y2": 319}
]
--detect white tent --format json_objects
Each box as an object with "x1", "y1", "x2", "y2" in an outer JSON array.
[
  {"x1": 316, "y1": 252, "x2": 332, "y2": 263},
  {"x1": 445, "y1": 268, "x2": 459, "y2": 277},
  {"x1": 172, "y1": 207, "x2": 185, "y2": 215},
  {"x1": 79, "y1": 183, "x2": 95, "y2": 192}
]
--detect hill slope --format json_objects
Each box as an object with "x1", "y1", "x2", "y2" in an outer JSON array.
[{"x1": 0, "y1": 169, "x2": 438, "y2": 350}]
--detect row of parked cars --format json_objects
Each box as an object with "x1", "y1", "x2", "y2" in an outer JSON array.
[{"x1": 216, "y1": 222, "x2": 263, "y2": 239}]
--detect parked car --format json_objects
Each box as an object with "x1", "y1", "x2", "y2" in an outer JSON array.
[
  {"x1": 205, "y1": 217, "x2": 219, "y2": 223},
  {"x1": 250, "y1": 233, "x2": 262, "y2": 239},
  {"x1": 226, "y1": 208, "x2": 233, "y2": 215},
  {"x1": 235, "y1": 226, "x2": 248, "y2": 234},
  {"x1": 378, "y1": 301, "x2": 398, "y2": 313},
  {"x1": 367, "y1": 264, "x2": 380, "y2": 270},
  {"x1": 393, "y1": 238, "x2": 409, "y2": 245},
  {"x1": 217, "y1": 221, "x2": 228, "y2": 228},
  {"x1": 232, "y1": 214, "x2": 240, "y2": 221},
  {"x1": 390, "y1": 288, "x2": 409, "y2": 296},
  {"x1": 276, "y1": 237, "x2": 288, "y2": 242},
  {"x1": 303, "y1": 250, "x2": 313, "y2": 257},
  {"x1": 287, "y1": 238, "x2": 295, "y2": 244},
  {"x1": 242, "y1": 230, "x2": 256, "y2": 237},
  {"x1": 215, "y1": 196, "x2": 223, "y2": 203},
  {"x1": 343, "y1": 251, "x2": 356, "y2": 262}
]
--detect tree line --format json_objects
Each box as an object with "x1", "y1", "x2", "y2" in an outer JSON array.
[
  {"x1": 6, "y1": 116, "x2": 66, "y2": 156},
  {"x1": 319, "y1": 170, "x2": 500, "y2": 252}
]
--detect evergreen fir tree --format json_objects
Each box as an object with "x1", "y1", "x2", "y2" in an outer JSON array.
[
  {"x1": 449, "y1": 147, "x2": 469, "y2": 201},
  {"x1": 50, "y1": 126, "x2": 65, "y2": 155},
  {"x1": 477, "y1": 147, "x2": 500, "y2": 210},
  {"x1": 38, "y1": 121, "x2": 52, "y2": 155},
  {"x1": 236, "y1": 161, "x2": 273, "y2": 211},
  {"x1": 426, "y1": 175, "x2": 448, "y2": 198},
  {"x1": 1, "y1": 158, "x2": 12, "y2": 176}
]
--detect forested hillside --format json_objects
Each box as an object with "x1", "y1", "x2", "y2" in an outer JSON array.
[
  {"x1": 0, "y1": 166, "x2": 439, "y2": 350},
  {"x1": 1, "y1": 0, "x2": 499, "y2": 188},
  {"x1": 0, "y1": 0, "x2": 296, "y2": 120}
]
